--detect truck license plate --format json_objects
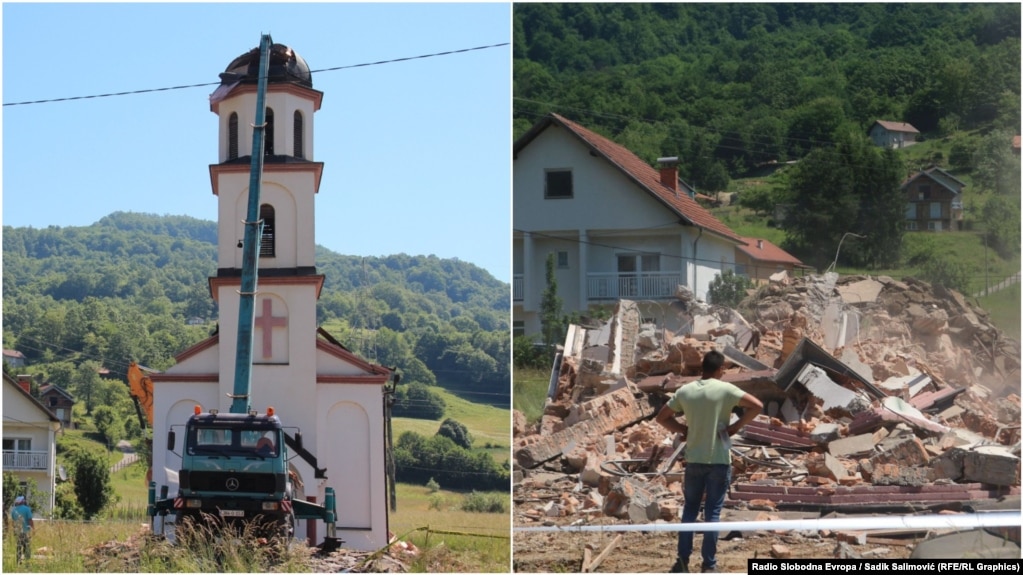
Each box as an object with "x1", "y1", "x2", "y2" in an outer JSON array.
[{"x1": 220, "y1": 509, "x2": 244, "y2": 517}]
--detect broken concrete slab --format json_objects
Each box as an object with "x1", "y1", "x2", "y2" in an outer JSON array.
[
  {"x1": 829, "y1": 433, "x2": 877, "y2": 458},
  {"x1": 774, "y1": 338, "x2": 886, "y2": 399},
  {"x1": 796, "y1": 364, "x2": 872, "y2": 415},
  {"x1": 837, "y1": 279, "x2": 884, "y2": 305},
  {"x1": 963, "y1": 446, "x2": 1020, "y2": 487}
]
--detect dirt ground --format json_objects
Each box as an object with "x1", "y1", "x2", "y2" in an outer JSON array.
[{"x1": 512, "y1": 513, "x2": 915, "y2": 573}]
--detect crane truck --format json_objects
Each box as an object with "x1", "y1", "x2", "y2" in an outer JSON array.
[{"x1": 147, "y1": 34, "x2": 340, "y2": 549}]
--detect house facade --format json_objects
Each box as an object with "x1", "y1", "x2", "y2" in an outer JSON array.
[
  {"x1": 3, "y1": 372, "x2": 61, "y2": 515},
  {"x1": 39, "y1": 383, "x2": 76, "y2": 430},
  {"x1": 513, "y1": 114, "x2": 744, "y2": 336},
  {"x1": 3, "y1": 349, "x2": 26, "y2": 369},
  {"x1": 869, "y1": 120, "x2": 919, "y2": 149},
  {"x1": 735, "y1": 237, "x2": 807, "y2": 284},
  {"x1": 150, "y1": 40, "x2": 393, "y2": 551},
  {"x1": 903, "y1": 167, "x2": 965, "y2": 232}
]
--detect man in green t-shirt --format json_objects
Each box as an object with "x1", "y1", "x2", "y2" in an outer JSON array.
[{"x1": 656, "y1": 350, "x2": 763, "y2": 573}]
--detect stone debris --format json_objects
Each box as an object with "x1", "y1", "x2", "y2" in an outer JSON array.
[{"x1": 514, "y1": 273, "x2": 1021, "y2": 547}]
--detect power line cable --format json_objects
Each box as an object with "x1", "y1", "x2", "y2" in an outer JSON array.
[{"x1": 3, "y1": 42, "x2": 509, "y2": 107}]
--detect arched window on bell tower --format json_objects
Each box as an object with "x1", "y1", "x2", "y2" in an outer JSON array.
[
  {"x1": 228, "y1": 112, "x2": 239, "y2": 160},
  {"x1": 294, "y1": 110, "x2": 304, "y2": 159},
  {"x1": 264, "y1": 108, "x2": 275, "y2": 155},
  {"x1": 261, "y1": 201, "x2": 278, "y2": 254},
  {"x1": 259, "y1": 204, "x2": 276, "y2": 257}
]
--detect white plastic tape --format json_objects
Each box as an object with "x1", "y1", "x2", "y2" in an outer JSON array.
[{"x1": 514, "y1": 511, "x2": 1021, "y2": 533}]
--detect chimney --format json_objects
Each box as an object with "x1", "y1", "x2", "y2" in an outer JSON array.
[
  {"x1": 16, "y1": 374, "x2": 31, "y2": 394},
  {"x1": 657, "y1": 157, "x2": 679, "y2": 194},
  {"x1": 757, "y1": 239, "x2": 764, "y2": 249}
]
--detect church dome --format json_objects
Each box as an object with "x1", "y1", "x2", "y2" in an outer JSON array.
[{"x1": 220, "y1": 42, "x2": 313, "y2": 88}]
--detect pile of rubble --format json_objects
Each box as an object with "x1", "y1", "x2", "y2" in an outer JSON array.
[{"x1": 513, "y1": 273, "x2": 1021, "y2": 530}]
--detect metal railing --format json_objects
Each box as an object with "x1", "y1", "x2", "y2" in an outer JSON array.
[
  {"x1": 3, "y1": 450, "x2": 49, "y2": 470},
  {"x1": 513, "y1": 275, "x2": 523, "y2": 301},
  {"x1": 587, "y1": 271, "x2": 681, "y2": 300}
]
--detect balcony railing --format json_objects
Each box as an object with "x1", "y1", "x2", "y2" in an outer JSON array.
[
  {"x1": 513, "y1": 275, "x2": 523, "y2": 301},
  {"x1": 587, "y1": 272, "x2": 681, "y2": 301},
  {"x1": 3, "y1": 450, "x2": 49, "y2": 471}
]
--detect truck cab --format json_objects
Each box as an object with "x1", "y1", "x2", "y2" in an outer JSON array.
[{"x1": 171, "y1": 409, "x2": 294, "y2": 537}]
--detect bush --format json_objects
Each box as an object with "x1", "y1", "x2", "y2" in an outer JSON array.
[
  {"x1": 919, "y1": 257, "x2": 972, "y2": 295},
  {"x1": 394, "y1": 431, "x2": 509, "y2": 491},
  {"x1": 707, "y1": 269, "x2": 754, "y2": 308},
  {"x1": 436, "y1": 418, "x2": 473, "y2": 449},
  {"x1": 460, "y1": 491, "x2": 507, "y2": 513},
  {"x1": 513, "y1": 335, "x2": 549, "y2": 369},
  {"x1": 428, "y1": 494, "x2": 445, "y2": 511},
  {"x1": 426, "y1": 477, "x2": 440, "y2": 493}
]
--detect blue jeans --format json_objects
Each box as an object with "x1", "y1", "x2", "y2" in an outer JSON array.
[{"x1": 678, "y1": 463, "x2": 731, "y2": 569}]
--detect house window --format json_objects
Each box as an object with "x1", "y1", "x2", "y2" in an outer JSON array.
[
  {"x1": 920, "y1": 185, "x2": 931, "y2": 200},
  {"x1": 928, "y1": 221, "x2": 942, "y2": 231},
  {"x1": 3, "y1": 438, "x2": 31, "y2": 452},
  {"x1": 545, "y1": 169, "x2": 573, "y2": 199},
  {"x1": 294, "y1": 110, "x2": 304, "y2": 159},
  {"x1": 617, "y1": 253, "x2": 660, "y2": 297},
  {"x1": 557, "y1": 251, "x2": 569, "y2": 269},
  {"x1": 228, "y1": 112, "x2": 239, "y2": 160},
  {"x1": 929, "y1": 202, "x2": 941, "y2": 219},
  {"x1": 905, "y1": 204, "x2": 916, "y2": 219},
  {"x1": 49, "y1": 397, "x2": 58, "y2": 407},
  {"x1": 264, "y1": 108, "x2": 275, "y2": 155},
  {"x1": 906, "y1": 221, "x2": 918, "y2": 231},
  {"x1": 259, "y1": 204, "x2": 276, "y2": 257},
  {"x1": 513, "y1": 321, "x2": 525, "y2": 337}
]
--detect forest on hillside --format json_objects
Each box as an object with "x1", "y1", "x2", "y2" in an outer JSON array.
[
  {"x1": 514, "y1": 3, "x2": 1020, "y2": 188},
  {"x1": 2, "y1": 211, "x2": 510, "y2": 411}
]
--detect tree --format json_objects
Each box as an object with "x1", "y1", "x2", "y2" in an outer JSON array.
[
  {"x1": 785, "y1": 131, "x2": 903, "y2": 269},
  {"x1": 69, "y1": 449, "x2": 115, "y2": 519},
  {"x1": 707, "y1": 270, "x2": 754, "y2": 308},
  {"x1": 436, "y1": 418, "x2": 474, "y2": 449},
  {"x1": 539, "y1": 253, "x2": 564, "y2": 350}
]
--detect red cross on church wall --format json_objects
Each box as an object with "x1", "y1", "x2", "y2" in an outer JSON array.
[{"x1": 254, "y1": 298, "x2": 287, "y2": 359}]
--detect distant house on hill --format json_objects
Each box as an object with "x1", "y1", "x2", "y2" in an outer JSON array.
[
  {"x1": 903, "y1": 166, "x2": 965, "y2": 232},
  {"x1": 869, "y1": 120, "x2": 920, "y2": 149},
  {"x1": 734, "y1": 237, "x2": 808, "y2": 283},
  {"x1": 3, "y1": 349, "x2": 26, "y2": 369},
  {"x1": 39, "y1": 384, "x2": 76, "y2": 430},
  {"x1": 1012, "y1": 135, "x2": 1020, "y2": 156}
]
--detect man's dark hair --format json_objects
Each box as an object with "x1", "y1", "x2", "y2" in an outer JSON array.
[{"x1": 702, "y1": 350, "x2": 726, "y2": 376}]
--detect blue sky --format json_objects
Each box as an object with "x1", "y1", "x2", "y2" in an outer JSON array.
[{"x1": 2, "y1": 3, "x2": 511, "y2": 282}]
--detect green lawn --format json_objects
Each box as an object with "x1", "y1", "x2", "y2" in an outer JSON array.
[{"x1": 511, "y1": 368, "x2": 549, "y2": 425}]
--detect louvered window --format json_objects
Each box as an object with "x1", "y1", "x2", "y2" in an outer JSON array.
[
  {"x1": 259, "y1": 204, "x2": 275, "y2": 257},
  {"x1": 264, "y1": 108, "x2": 275, "y2": 155},
  {"x1": 228, "y1": 113, "x2": 239, "y2": 160},
  {"x1": 294, "y1": 111, "x2": 304, "y2": 159}
]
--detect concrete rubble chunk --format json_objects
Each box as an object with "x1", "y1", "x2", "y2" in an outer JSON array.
[
  {"x1": 963, "y1": 446, "x2": 1020, "y2": 487},
  {"x1": 514, "y1": 387, "x2": 655, "y2": 469},
  {"x1": 829, "y1": 433, "x2": 877, "y2": 458},
  {"x1": 796, "y1": 364, "x2": 871, "y2": 416}
]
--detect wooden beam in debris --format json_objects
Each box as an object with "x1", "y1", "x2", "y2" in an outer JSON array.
[{"x1": 585, "y1": 534, "x2": 623, "y2": 572}]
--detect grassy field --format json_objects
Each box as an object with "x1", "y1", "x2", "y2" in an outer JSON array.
[
  {"x1": 512, "y1": 368, "x2": 549, "y2": 425},
  {"x1": 393, "y1": 386, "x2": 510, "y2": 463}
]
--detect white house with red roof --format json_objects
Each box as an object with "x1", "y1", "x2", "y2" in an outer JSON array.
[
  {"x1": 735, "y1": 237, "x2": 808, "y2": 284},
  {"x1": 513, "y1": 113, "x2": 745, "y2": 335},
  {"x1": 150, "y1": 41, "x2": 392, "y2": 550},
  {"x1": 3, "y1": 372, "x2": 61, "y2": 515},
  {"x1": 869, "y1": 120, "x2": 920, "y2": 149}
]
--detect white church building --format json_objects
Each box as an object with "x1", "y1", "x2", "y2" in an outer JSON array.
[{"x1": 150, "y1": 41, "x2": 393, "y2": 550}]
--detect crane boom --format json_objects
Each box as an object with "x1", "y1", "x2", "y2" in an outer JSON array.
[{"x1": 231, "y1": 33, "x2": 272, "y2": 415}]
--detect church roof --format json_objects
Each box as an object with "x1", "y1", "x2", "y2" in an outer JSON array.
[{"x1": 220, "y1": 42, "x2": 313, "y2": 88}]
